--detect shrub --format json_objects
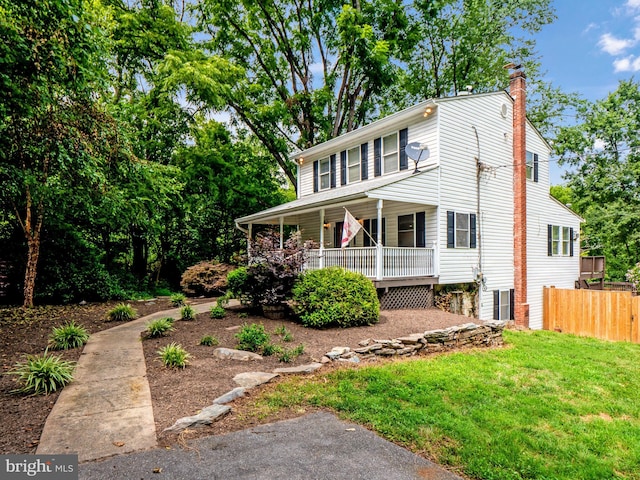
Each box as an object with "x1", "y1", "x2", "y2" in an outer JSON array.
[
  {"x1": 278, "y1": 344, "x2": 305, "y2": 363},
  {"x1": 292, "y1": 267, "x2": 380, "y2": 328},
  {"x1": 262, "y1": 343, "x2": 282, "y2": 357},
  {"x1": 226, "y1": 267, "x2": 249, "y2": 298},
  {"x1": 8, "y1": 352, "x2": 75, "y2": 395},
  {"x1": 180, "y1": 304, "x2": 195, "y2": 320},
  {"x1": 158, "y1": 343, "x2": 190, "y2": 368},
  {"x1": 199, "y1": 335, "x2": 219, "y2": 347},
  {"x1": 145, "y1": 318, "x2": 174, "y2": 338},
  {"x1": 274, "y1": 325, "x2": 293, "y2": 342},
  {"x1": 180, "y1": 261, "x2": 234, "y2": 296},
  {"x1": 107, "y1": 303, "x2": 137, "y2": 321},
  {"x1": 170, "y1": 293, "x2": 186, "y2": 307},
  {"x1": 48, "y1": 322, "x2": 90, "y2": 350},
  {"x1": 210, "y1": 305, "x2": 226, "y2": 319},
  {"x1": 235, "y1": 323, "x2": 270, "y2": 352}
]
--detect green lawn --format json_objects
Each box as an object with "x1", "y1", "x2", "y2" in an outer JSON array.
[{"x1": 257, "y1": 330, "x2": 640, "y2": 479}]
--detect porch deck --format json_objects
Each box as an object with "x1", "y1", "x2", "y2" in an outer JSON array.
[{"x1": 305, "y1": 246, "x2": 436, "y2": 282}]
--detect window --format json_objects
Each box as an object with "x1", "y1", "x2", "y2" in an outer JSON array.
[
  {"x1": 398, "y1": 214, "x2": 414, "y2": 247},
  {"x1": 348, "y1": 147, "x2": 360, "y2": 183},
  {"x1": 547, "y1": 225, "x2": 574, "y2": 257},
  {"x1": 526, "y1": 151, "x2": 538, "y2": 182},
  {"x1": 319, "y1": 157, "x2": 330, "y2": 190},
  {"x1": 363, "y1": 218, "x2": 386, "y2": 246},
  {"x1": 383, "y1": 133, "x2": 398, "y2": 173},
  {"x1": 493, "y1": 290, "x2": 514, "y2": 320},
  {"x1": 447, "y1": 211, "x2": 476, "y2": 249}
]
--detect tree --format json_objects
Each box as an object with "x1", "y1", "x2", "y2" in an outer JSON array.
[
  {"x1": 555, "y1": 80, "x2": 640, "y2": 280},
  {"x1": 0, "y1": 0, "x2": 118, "y2": 307}
]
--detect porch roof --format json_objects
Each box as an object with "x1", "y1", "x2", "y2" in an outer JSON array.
[{"x1": 236, "y1": 170, "x2": 421, "y2": 225}]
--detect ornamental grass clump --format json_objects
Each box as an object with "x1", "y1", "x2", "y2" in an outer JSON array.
[
  {"x1": 158, "y1": 343, "x2": 190, "y2": 368},
  {"x1": 199, "y1": 335, "x2": 219, "y2": 347},
  {"x1": 145, "y1": 318, "x2": 174, "y2": 338},
  {"x1": 170, "y1": 293, "x2": 186, "y2": 307},
  {"x1": 8, "y1": 352, "x2": 75, "y2": 395},
  {"x1": 180, "y1": 304, "x2": 195, "y2": 320},
  {"x1": 107, "y1": 303, "x2": 137, "y2": 322},
  {"x1": 48, "y1": 321, "x2": 90, "y2": 350}
]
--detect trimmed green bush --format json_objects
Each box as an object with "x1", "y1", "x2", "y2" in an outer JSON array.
[
  {"x1": 235, "y1": 323, "x2": 270, "y2": 352},
  {"x1": 199, "y1": 335, "x2": 219, "y2": 347},
  {"x1": 292, "y1": 267, "x2": 379, "y2": 328},
  {"x1": 158, "y1": 343, "x2": 190, "y2": 368},
  {"x1": 145, "y1": 318, "x2": 174, "y2": 338},
  {"x1": 170, "y1": 293, "x2": 186, "y2": 307},
  {"x1": 209, "y1": 305, "x2": 226, "y2": 319},
  {"x1": 8, "y1": 352, "x2": 75, "y2": 395},
  {"x1": 107, "y1": 303, "x2": 137, "y2": 321},
  {"x1": 226, "y1": 267, "x2": 249, "y2": 298},
  {"x1": 262, "y1": 343, "x2": 282, "y2": 357},
  {"x1": 180, "y1": 304, "x2": 195, "y2": 320},
  {"x1": 48, "y1": 322, "x2": 90, "y2": 350}
]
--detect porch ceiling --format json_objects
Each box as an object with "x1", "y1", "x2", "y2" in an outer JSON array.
[{"x1": 236, "y1": 171, "x2": 417, "y2": 226}]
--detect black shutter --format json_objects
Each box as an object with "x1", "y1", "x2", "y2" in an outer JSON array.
[
  {"x1": 570, "y1": 227, "x2": 574, "y2": 257},
  {"x1": 334, "y1": 221, "x2": 343, "y2": 248},
  {"x1": 330, "y1": 154, "x2": 336, "y2": 188},
  {"x1": 509, "y1": 289, "x2": 515, "y2": 320},
  {"x1": 363, "y1": 219, "x2": 371, "y2": 247},
  {"x1": 313, "y1": 160, "x2": 319, "y2": 192},
  {"x1": 447, "y1": 211, "x2": 455, "y2": 248},
  {"x1": 470, "y1": 213, "x2": 477, "y2": 249},
  {"x1": 340, "y1": 150, "x2": 347, "y2": 186},
  {"x1": 361, "y1": 142, "x2": 369, "y2": 180},
  {"x1": 493, "y1": 290, "x2": 500, "y2": 320},
  {"x1": 374, "y1": 137, "x2": 382, "y2": 177},
  {"x1": 399, "y1": 128, "x2": 409, "y2": 170},
  {"x1": 533, "y1": 153, "x2": 539, "y2": 182},
  {"x1": 416, "y1": 212, "x2": 426, "y2": 248},
  {"x1": 547, "y1": 224, "x2": 553, "y2": 256}
]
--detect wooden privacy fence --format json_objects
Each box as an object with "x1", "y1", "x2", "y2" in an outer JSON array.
[{"x1": 543, "y1": 287, "x2": 640, "y2": 343}]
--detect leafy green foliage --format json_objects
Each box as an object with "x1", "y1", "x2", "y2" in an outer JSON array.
[
  {"x1": 145, "y1": 318, "x2": 175, "y2": 338},
  {"x1": 107, "y1": 303, "x2": 137, "y2": 322},
  {"x1": 158, "y1": 343, "x2": 190, "y2": 368},
  {"x1": 261, "y1": 343, "x2": 282, "y2": 357},
  {"x1": 292, "y1": 267, "x2": 379, "y2": 328},
  {"x1": 235, "y1": 323, "x2": 270, "y2": 352},
  {"x1": 8, "y1": 352, "x2": 75, "y2": 395},
  {"x1": 199, "y1": 335, "x2": 219, "y2": 347},
  {"x1": 180, "y1": 304, "x2": 195, "y2": 320},
  {"x1": 48, "y1": 322, "x2": 90, "y2": 350},
  {"x1": 209, "y1": 305, "x2": 226, "y2": 319},
  {"x1": 277, "y1": 344, "x2": 305, "y2": 363},
  {"x1": 226, "y1": 267, "x2": 249, "y2": 297},
  {"x1": 274, "y1": 325, "x2": 293, "y2": 342},
  {"x1": 170, "y1": 293, "x2": 186, "y2": 306}
]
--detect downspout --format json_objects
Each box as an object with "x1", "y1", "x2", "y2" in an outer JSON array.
[
  {"x1": 471, "y1": 126, "x2": 483, "y2": 285},
  {"x1": 376, "y1": 199, "x2": 383, "y2": 280}
]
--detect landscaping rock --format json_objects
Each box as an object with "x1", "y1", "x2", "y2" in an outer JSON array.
[
  {"x1": 213, "y1": 387, "x2": 247, "y2": 405},
  {"x1": 325, "y1": 347, "x2": 350, "y2": 359},
  {"x1": 273, "y1": 363, "x2": 323, "y2": 374},
  {"x1": 233, "y1": 372, "x2": 279, "y2": 388},
  {"x1": 162, "y1": 404, "x2": 230, "y2": 433},
  {"x1": 213, "y1": 348, "x2": 263, "y2": 361}
]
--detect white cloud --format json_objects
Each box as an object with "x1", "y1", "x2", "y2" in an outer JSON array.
[
  {"x1": 598, "y1": 33, "x2": 635, "y2": 55},
  {"x1": 594, "y1": 138, "x2": 606, "y2": 151},
  {"x1": 627, "y1": 0, "x2": 640, "y2": 11},
  {"x1": 613, "y1": 55, "x2": 640, "y2": 72}
]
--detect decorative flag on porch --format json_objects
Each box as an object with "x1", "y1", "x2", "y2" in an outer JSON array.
[{"x1": 341, "y1": 208, "x2": 362, "y2": 248}]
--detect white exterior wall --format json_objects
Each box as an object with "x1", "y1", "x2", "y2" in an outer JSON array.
[
  {"x1": 436, "y1": 94, "x2": 515, "y2": 322},
  {"x1": 525, "y1": 124, "x2": 581, "y2": 329}
]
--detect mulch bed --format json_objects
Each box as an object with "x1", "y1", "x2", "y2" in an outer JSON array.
[{"x1": 1, "y1": 298, "x2": 479, "y2": 454}]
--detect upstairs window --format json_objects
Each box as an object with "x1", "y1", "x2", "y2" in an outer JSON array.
[
  {"x1": 383, "y1": 133, "x2": 398, "y2": 174},
  {"x1": 319, "y1": 157, "x2": 331, "y2": 190},
  {"x1": 526, "y1": 151, "x2": 539, "y2": 182},
  {"x1": 548, "y1": 225, "x2": 574, "y2": 257},
  {"x1": 447, "y1": 211, "x2": 477, "y2": 249},
  {"x1": 348, "y1": 147, "x2": 360, "y2": 183}
]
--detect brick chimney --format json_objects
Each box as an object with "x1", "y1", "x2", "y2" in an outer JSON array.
[{"x1": 510, "y1": 69, "x2": 529, "y2": 327}]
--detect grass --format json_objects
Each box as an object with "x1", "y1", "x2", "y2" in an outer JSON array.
[
  {"x1": 253, "y1": 330, "x2": 640, "y2": 480},
  {"x1": 7, "y1": 352, "x2": 76, "y2": 395},
  {"x1": 48, "y1": 321, "x2": 90, "y2": 350}
]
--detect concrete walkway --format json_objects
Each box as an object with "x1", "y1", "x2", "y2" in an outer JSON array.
[{"x1": 37, "y1": 301, "x2": 218, "y2": 462}]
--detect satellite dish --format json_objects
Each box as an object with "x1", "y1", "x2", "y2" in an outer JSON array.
[{"x1": 404, "y1": 142, "x2": 430, "y2": 173}]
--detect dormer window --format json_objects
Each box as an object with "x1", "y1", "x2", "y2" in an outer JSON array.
[{"x1": 383, "y1": 133, "x2": 398, "y2": 173}]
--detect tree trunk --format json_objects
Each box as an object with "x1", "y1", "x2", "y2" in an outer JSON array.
[
  {"x1": 131, "y1": 225, "x2": 147, "y2": 281},
  {"x1": 23, "y1": 236, "x2": 41, "y2": 308}
]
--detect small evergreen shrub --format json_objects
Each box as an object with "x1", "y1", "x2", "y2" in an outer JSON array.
[
  {"x1": 8, "y1": 352, "x2": 75, "y2": 395},
  {"x1": 292, "y1": 267, "x2": 380, "y2": 328},
  {"x1": 226, "y1": 267, "x2": 249, "y2": 298},
  {"x1": 170, "y1": 293, "x2": 186, "y2": 307},
  {"x1": 48, "y1": 322, "x2": 90, "y2": 350},
  {"x1": 210, "y1": 305, "x2": 226, "y2": 319},
  {"x1": 145, "y1": 318, "x2": 174, "y2": 338},
  {"x1": 158, "y1": 343, "x2": 190, "y2": 368},
  {"x1": 180, "y1": 261, "x2": 233, "y2": 296},
  {"x1": 235, "y1": 323, "x2": 270, "y2": 352},
  {"x1": 262, "y1": 343, "x2": 282, "y2": 357},
  {"x1": 199, "y1": 335, "x2": 219, "y2": 347},
  {"x1": 278, "y1": 344, "x2": 305, "y2": 363},
  {"x1": 107, "y1": 303, "x2": 137, "y2": 322},
  {"x1": 180, "y1": 304, "x2": 195, "y2": 320}
]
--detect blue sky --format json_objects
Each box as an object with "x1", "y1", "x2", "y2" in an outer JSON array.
[{"x1": 537, "y1": 1, "x2": 640, "y2": 183}]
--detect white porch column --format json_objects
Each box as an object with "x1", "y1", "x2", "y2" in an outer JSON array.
[
  {"x1": 376, "y1": 199, "x2": 383, "y2": 280},
  {"x1": 319, "y1": 209, "x2": 325, "y2": 269},
  {"x1": 432, "y1": 240, "x2": 439, "y2": 277},
  {"x1": 279, "y1": 216, "x2": 284, "y2": 249}
]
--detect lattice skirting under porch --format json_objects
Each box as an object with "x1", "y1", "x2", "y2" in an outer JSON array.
[{"x1": 378, "y1": 285, "x2": 434, "y2": 310}]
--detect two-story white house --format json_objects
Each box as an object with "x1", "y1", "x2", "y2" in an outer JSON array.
[{"x1": 235, "y1": 71, "x2": 582, "y2": 330}]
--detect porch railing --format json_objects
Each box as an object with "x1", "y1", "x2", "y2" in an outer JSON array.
[{"x1": 305, "y1": 247, "x2": 435, "y2": 279}]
